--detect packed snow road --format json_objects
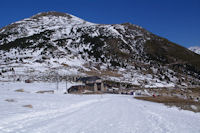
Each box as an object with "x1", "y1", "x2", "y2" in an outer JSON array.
[{"x1": 0, "y1": 83, "x2": 200, "y2": 133}]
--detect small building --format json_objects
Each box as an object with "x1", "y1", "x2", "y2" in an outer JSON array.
[
  {"x1": 68, "y1": 76, "x2": 107, "y2": 93},
  {"x1": 68, "y1": 85, "x2": 87, "y2": 93}
]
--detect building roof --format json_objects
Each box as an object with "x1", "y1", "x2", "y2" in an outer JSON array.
[{"x1": 77, "y1": 76, "x2": 101, "y2": 83}]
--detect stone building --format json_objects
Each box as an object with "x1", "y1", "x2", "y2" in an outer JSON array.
[{"x1": 68, "y1": 76, "x2": 107, "y2": 93}]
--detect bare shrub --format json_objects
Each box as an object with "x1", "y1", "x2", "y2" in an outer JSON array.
[
  {"x1": 23, "y1": 104, "x2": 33, "y2": 108},
  {"x1": 15, "y1": 89, "x2": 24, "y2": 92},
  {"x1": 36, "y1": 90, "x2": 54, "y2": 94},
  {"x1": 5, "y1": 99, "x2": 16, "y2": 102}
]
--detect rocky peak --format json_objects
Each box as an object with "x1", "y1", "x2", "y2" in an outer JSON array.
[{"x1": 31, "y1": 11, "x2": 73, "y2": 19}]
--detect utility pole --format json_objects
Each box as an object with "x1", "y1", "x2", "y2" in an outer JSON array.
[
  {"x1": 66, "y1": 76, "x2": 68, "y2": 93},
  {"x1": 56, "y1": 72, "x2": 59, "y2": 91},
  {"x1": 120, "y1": 81, "x2": 122, "y2": 94}
]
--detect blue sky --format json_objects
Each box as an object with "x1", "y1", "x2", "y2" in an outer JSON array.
[{"x1": 0, "y1": 0, "x2": 199, "y2": 48}]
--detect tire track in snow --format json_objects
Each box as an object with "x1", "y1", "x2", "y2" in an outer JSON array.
[
  {"x1": 0, "y1": 98, "x2": 108, "y2": 133},
  {"x1": 31, "y1": 98, "x2": 110, "y2": 133},
  {"x1": 145, "y1": 108, "x2": 175, "y2": 133},
  {"x1": 127, "y1": 97, "x2": 174, "y2": 133}
]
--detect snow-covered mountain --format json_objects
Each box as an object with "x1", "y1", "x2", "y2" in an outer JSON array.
[
  {"x1": 0, "y1": 11, "x2": 200, "y2": 88},
  {"x1": 189, "y1": 46, "x2": 200, "y2": 55}
]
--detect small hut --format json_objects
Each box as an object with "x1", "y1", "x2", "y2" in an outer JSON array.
[{"x1": 68, "y1": 76, "x2": 107, "y2": 93}]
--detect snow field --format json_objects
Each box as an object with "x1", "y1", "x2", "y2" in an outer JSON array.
[{"x1": 0, "y1": 82, "x2": 200, "y2": 133}]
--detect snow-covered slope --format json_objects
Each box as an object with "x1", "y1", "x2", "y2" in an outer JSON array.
[
  {"x1": 0, "y1": 11, "x2": 200, "y2": 88},
  {"x1": 0, "y1": 12, "x2": 94, "y2": 43},
  {"x1": 189, "y1": 46, "x2": 200, "y2": 55},
  {"x1": 0, "y1": 83, "x2": 200, "y2": 133}
]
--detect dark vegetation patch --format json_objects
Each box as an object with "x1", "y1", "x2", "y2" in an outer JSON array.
[
  {"x1": 188, "y1": 87, "x2": 200, "y2": 93},
  {"x1": 135, "y1": 96, "x2": 200, "y2": 112},
  {"x1": 82, "y1": 34, "x2": 106, "y2": 60},
  {"x1": 53, "y1": 39, "x2": 68, "y2": 47},
  {"x1": 0, "y1": 30, "x2": 54, "y2": 51},
  {"x1": 144, "y1": 37, "x2": 200, "y2": 78},
  {"x1": 81, "y1": 33, "x2": 131, "y2": 67},
  {"x1": 144, "y1": 38, "x2": 200, "y2": 68}
]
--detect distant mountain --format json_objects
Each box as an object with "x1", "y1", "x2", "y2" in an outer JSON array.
[
  {"x1": 0, "y1": 11, "x2": 200, "y2": 88},
  {"x1": 189, "y1": 46, "x2": 200, "y2": 55}
]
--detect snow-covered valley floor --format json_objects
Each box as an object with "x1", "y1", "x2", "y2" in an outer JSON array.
[{"x1": 0, "y1": 82, "x2": 200, "y2": 133}]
